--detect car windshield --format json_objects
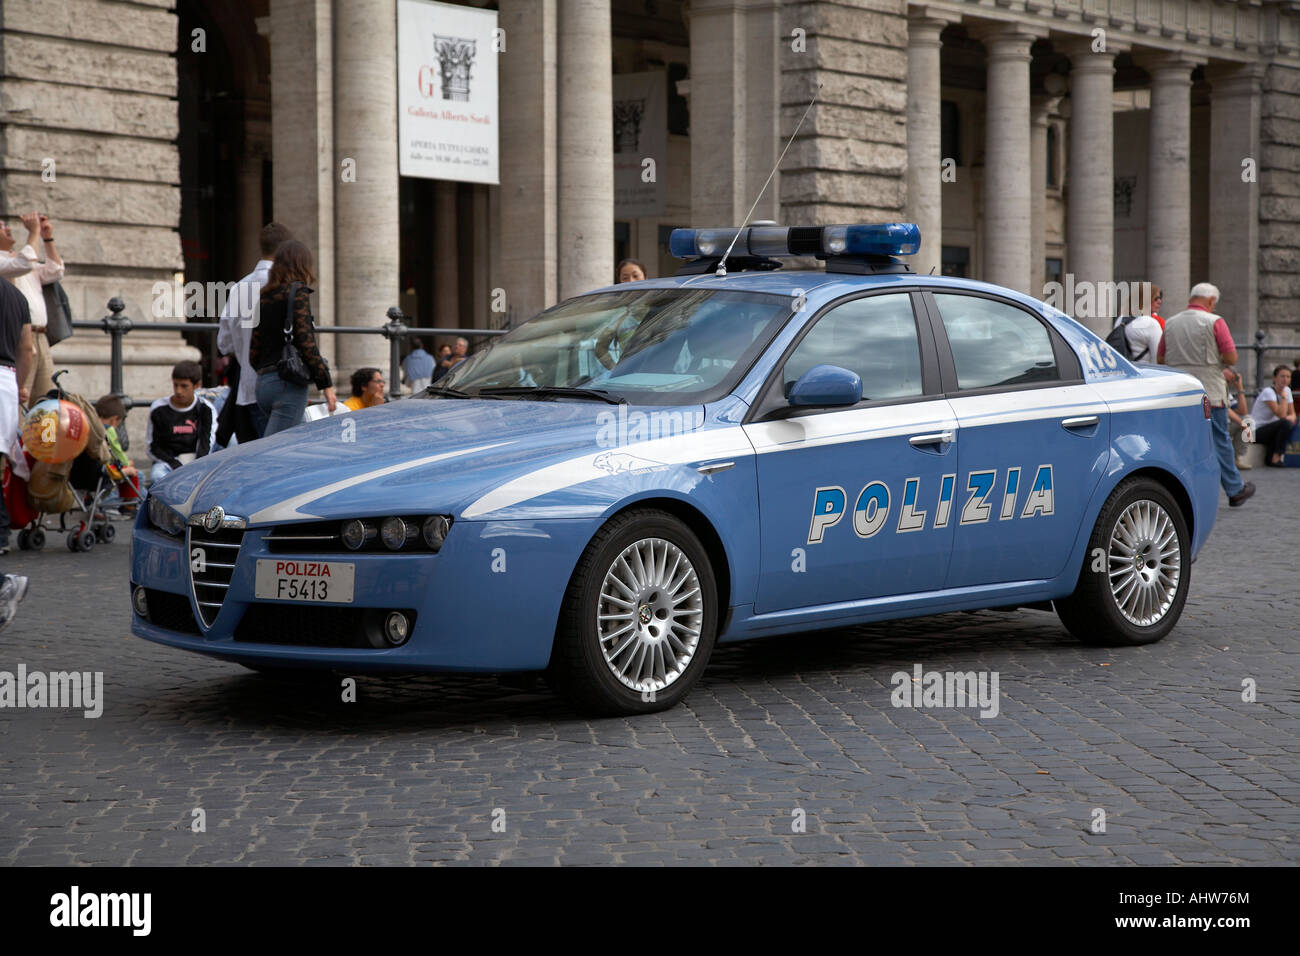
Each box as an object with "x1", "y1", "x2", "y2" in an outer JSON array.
[{"x1": 431, "y1": 287, "x2": 793, "y2": 405}]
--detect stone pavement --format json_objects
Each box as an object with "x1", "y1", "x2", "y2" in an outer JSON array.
[{"x1": 1, "y1": 470, "x2": 1297, "y2": 865}]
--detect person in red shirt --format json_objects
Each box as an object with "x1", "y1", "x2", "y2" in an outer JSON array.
[{"x1": 1159, "y1": 283, "x2": 1254, "y2": 506}]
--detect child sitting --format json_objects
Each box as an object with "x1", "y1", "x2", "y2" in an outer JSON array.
[
  {"x1": 146, "y1": 360, "x2": 215, "y2": 484},
  {"x1": 93, "y1": 394, "x2": 141, "y2": 510}
]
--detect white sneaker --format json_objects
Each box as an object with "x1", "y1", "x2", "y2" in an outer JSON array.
[{"x1": 0, "y1": 575, "x2": 30, "y2": 632}]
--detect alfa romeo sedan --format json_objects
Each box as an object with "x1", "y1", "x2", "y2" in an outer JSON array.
[{"x1": 131, "y1": 223, "x2": 1219, "y2": 714}]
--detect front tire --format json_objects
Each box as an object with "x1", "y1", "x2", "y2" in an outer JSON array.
[
  {"x1": 548, "y1": 509, "x2": 719, "y2": 715},
  {"x1": 1055, "y1": 477, "x2": 1190, "y2": 646}
]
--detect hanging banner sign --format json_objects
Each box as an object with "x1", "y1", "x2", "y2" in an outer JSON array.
[
  {"x1": 613, "y1": 71, "x2": 667, "y2": 218},
  {"x1": 398, "y1": 0, "x2": 499, "y2": 184}
]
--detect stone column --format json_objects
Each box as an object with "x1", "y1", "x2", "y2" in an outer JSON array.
[
  {"x1": 1144, "y1": 55, "x2": 1197, "y2": 312},
  {"x1": 271, "y1": 0, "x2": 335, "y2": 365},
  {"x1": 906, "y1": 10, "x2": 950, "y2": 278},
  {"x1": 973, "y1": 23, "x2": 1040, "y2": 295},
  {"x1": 1030, "y1": 96, "x2": 1057, "y2": 295},
  {"x1": 333, "y1": 0, "x2": 399, "y2": 375},
  {"x1": 557, "y1": 0, "x2": 613, "y2": 301},
  {"x1": 433, "y1": 182, "x2": 460, "y2": 327},
  {"x1": 779, "y1": 0, "x2": 909, "y2": 224},
  {"x1": 688, "y1": 0, "x2": 747, "y2": 224},
  {"x1": 499, "y1": 0, "x2": 557, "y2": 323},
  {"x1": 744, "y1": 1, "x2": 783, "y2": 222},
  {"x1": 1064, "y1": 40, "x2": 1119, "y2": 333},
  {"x1": 1208, "y1": 64, "x2": 1263, "y2": 351}
]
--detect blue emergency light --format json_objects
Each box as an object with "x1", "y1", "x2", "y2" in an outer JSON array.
[{"x1": 668, "y1": 222, "x2": 921, "y2": 260}]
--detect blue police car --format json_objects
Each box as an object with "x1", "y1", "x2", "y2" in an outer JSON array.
[{"x1": 131, "y1": 223, "x2": 1219, "y2": 715}]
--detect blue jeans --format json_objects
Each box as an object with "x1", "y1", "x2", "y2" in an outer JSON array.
[
  {"x1": 1209, "y1": 405, "x2": 1245, "y2": 497},
  {"x1": 256, "y1": 371, "x2": 309, "y2": 437}
]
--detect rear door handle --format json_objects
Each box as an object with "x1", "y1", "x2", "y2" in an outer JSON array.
[
  {"x1": 1061, "y1": 415, "x2": 1099, "y2": 430},
  {"x1": 909, "y1": 430, "x2": 954, "y2": 447}
]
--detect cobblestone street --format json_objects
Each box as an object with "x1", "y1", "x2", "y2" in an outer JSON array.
[{"x1": 2, "y1": 469, "x2": 1297, "y2": 866}]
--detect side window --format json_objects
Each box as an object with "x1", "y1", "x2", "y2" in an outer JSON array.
[
  {"x1": 782, "y1": 294, "x2": 923, "y2": 402},
  {"x1": 932, "y1": 293, "x2": 1059, "y2": 390}
]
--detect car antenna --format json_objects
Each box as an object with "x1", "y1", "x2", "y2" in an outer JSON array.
[
  {"x1": 715, "y1": 83, "x2": 823, "y2": 278},
  {"x1": 930, "y1": 266, "x2": 937, "y2": 275}
]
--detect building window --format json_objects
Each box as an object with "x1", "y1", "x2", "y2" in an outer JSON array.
[
  {"x1": 668, "y1": 62, "x2": 689, "y2": 136},
  {"x1": 941, "y1": 101, "x2": 961, "y2": 167},
  {"x1": 1045, "y1": 125, "x2": 1059, "y2": 188},
  {"x1": 1045, "y1": 257, "x2": 1063, "y2": 289},
  {"x1": 941, "y1": 245, "x2": 969, "y2": 278}
]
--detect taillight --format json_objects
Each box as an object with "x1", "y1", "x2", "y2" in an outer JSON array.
[{"x1": 1203, "y1": 395, "x2": 1211, "y2": 419}]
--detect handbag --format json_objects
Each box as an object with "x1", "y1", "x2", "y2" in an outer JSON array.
[
  {"x1": 42, "y1": 281, "x2": 74, "y2": 346},
  {"x1": 276, "y1": 281, "x2": 313, "y2": 386}
]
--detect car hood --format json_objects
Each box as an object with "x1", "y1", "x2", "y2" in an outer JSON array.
[{"x1": 152, "y1": 398, "x2": 707, "y2": 524}]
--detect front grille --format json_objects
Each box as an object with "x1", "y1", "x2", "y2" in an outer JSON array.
[
  {"x1": 143, "y1": 588, "x2": 201, "y2": 634},
  {"x1": 187, "y1": 526, "x2": 244, "y2": 627},
  {"x1": 264, "y1": 516, "x2": 450, "y2": 554},
  {"x1": 234, "y1": 605, "x2": 417, "y2": 649}
]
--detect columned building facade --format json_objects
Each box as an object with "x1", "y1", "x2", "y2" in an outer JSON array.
[
  {"x1": 4, "y1": 0, "x2": 1300, "y2": 442},
  {"x1": 906, "y1": 0, "x2": 1300, "y2": 348}
]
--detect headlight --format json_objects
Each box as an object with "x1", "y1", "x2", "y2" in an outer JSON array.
[
  {"x1": 340, "y1": 519, "x2": 369, "y2": 551},
  {"x1": 148, "y1": 497, "x2": 186, "y2": 536},
  {"x1": 421, "y1": 515, "x2": 451, "y2": 551},
  {"x1": 380, "y1": 516, "x2": 408, "y2": 551}
]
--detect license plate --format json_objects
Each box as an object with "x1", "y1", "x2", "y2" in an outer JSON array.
[{"x1": 254, "y1": 559, "x2": 355, "y2": 603}]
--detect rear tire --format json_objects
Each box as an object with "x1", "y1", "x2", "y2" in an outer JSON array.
[
  {"x1": 1055, "y1": 477, "x2": 1190, "y2": 646},
  {"x1": 548, "y1": 509, "x2": 719, "y2": 715}
]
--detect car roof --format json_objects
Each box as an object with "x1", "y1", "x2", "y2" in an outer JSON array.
[{"x1": 583, "y1": 268, "x2": 1051, "y2": 313}]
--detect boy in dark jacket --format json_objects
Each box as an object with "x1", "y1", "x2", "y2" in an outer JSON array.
[{"x1": 147, "y1": 361, "x2": 215, "y2": 484}]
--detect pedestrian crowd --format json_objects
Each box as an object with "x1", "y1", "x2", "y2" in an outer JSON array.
[
  {"x1": 1111, "y1": 280, "x2": 1299, "y2": 507},
  {"x1": 0, "y1": 218, "x2": 487, "y2": 630}
]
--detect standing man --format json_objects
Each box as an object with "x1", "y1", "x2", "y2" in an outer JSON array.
[
  {"x1": 0, "y1": 277, "x2": 33, "y2": 623},
  {"x1": 0, "y1": 212, "x2": 64, "y2": 401},
  {"x1": 401, "y1": 337, "x2": 435, "y2": 394},
  {"x1": 1159, "y1": 282, "x2": 1255, "y2": 506},
  {"x1": 217, "y1": 222, "x2": 292, "y2": 442}
]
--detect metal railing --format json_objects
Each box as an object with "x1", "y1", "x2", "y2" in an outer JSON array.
[{"x1": 73, "y1": 297, "x2": 508, "y2": 410}]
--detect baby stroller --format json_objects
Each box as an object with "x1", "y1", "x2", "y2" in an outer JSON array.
[{"x1": 12, "y1": 372, "x2": 122, "y2": 553}]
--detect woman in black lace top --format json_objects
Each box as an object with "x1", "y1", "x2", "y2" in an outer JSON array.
[{"x1": 249, "y1": 240, "x2": 337, "y2": 435}]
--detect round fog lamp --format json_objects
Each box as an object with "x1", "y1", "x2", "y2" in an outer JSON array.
[
  {"x1": 341, "y1": 519, "x2": 367, "y2": 551},
  {"x1": 132, "y1": 587, "x2": 149, "y2": 619},
  {"x1": 421, "y1": 515, "x2": 450, "y2": 550},
  {"x1": 380, "y1": 516, "x2": 408, "y2": 551},
  {"x1": 384, "y1": 611, "x2": 410, "y2": 646}
]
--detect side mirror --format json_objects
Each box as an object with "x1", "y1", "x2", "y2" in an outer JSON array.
[{"x1": 788, "y1": 364, "x2": 862, "y2": 407}]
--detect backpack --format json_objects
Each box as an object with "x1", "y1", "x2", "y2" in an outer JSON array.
[{"x1": 1105, "y1": 315, "x2": 1149, "y2": 362}]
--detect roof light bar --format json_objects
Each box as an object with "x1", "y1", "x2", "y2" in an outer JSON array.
[{"x1": 668, "y1": 223, "x2": 921, "y2": 261}]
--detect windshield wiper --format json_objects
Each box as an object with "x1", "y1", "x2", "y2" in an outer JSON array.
[
  {"x1": 420, "y1": 383, "x2": 494, "y2": 399},
  {"x1": 476, "y1": 385, "x2": 626, "y2": 405}
]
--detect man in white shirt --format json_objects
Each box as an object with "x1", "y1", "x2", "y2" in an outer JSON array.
[
  {"x1": 0, "y1": 212, "x2": 64, "y2": 400},
  {"x1": 1249, "y1": 365, "x2": 1297, "y2": 466},
  {"x1": 216, "y1": 222, "x2": 292, "y2": 441},
  {"x1": 1111, "y1": 311, "x2": 1162, "y2": 363}
]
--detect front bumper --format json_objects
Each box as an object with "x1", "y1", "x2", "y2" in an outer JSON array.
[{"x1": 129, "y1": 514, "x2": 602, "y2": 672}]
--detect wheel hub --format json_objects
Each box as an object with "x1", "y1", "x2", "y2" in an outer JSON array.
[
  {"x1": 596, "y1": 537, "x2": 704, "y2": 694},
  {"x1": 1108, "y1": 500, "x2": 1181, "y2": 627}
]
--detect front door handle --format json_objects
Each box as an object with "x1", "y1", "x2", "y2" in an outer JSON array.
[
  {"x1": 909, "y1": 430, "x2": 954, "y2": 447},
  {"x1": 1061, "y1": 415, "x2": 1099, "y2": 430}
]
